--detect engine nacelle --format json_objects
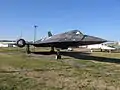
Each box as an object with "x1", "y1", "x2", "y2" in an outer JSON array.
[{"x1": 16, "y1": 39, "x2": 26, "y2": 48}]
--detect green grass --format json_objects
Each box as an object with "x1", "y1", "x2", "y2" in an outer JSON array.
[{"x1": 0, "y1": 47, "x2": 120, "y2": 90}]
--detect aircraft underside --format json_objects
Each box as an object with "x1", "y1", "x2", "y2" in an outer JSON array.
[{"x1": 33, "y1": 41, "x2": 105, "y2": 49}]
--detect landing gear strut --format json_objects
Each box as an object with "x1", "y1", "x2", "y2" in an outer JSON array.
[
  {"x1": 50, "y1": 47, "x2": 55, "y2": 52},
  {"x1": 26, "y1": 44, "x2": 30, "y2": 54},
  {"x1": 55, "y1": 49, "x2": 61, "y2": 59}
]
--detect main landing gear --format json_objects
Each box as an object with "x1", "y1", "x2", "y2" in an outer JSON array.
[
  {"x1": 50, "y1": 47, "x2": 55, "y2": 52},
  {"x1": 26, "y1": 44, "x2": 31, "y2": 54},
  {"x1": 55, "y1": 49, "x2": 61, "y2": 59}
]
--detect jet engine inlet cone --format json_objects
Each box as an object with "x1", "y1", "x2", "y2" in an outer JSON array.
[{"x1": 16, "y1": 39, "x2": 26, "y2": 48}]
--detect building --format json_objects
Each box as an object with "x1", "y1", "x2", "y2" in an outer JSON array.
[
  {"x1": 0, "y1": 40, "x2": 16, "y2": 47},
  {"x1": 118, "y1": 42, "x2": 120, "y2": 45}
]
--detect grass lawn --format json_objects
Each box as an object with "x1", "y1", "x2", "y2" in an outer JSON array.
[{"x1": 0, "y1": 47, "x2": 120, "y2": 90}]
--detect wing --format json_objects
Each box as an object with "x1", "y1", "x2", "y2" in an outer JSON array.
[{"x1": 33, "y1": 30, "x2": 84, "y2": 48}]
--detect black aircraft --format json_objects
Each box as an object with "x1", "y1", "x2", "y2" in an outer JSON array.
[{"x1": 16, "y1": 30, "x2": 107, "y2": 53}]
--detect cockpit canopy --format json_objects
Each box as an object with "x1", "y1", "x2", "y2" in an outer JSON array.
[{"x1": 67, "y1": 30, "x2": 84, "y2": 37}]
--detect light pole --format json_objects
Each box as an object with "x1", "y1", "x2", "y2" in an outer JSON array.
[
  {"x1": 34, "y1": 25, "x2": 38, "y2": 51},
  {"x1": 20, "y1": 30, "x2": 23, "y2": 38}
]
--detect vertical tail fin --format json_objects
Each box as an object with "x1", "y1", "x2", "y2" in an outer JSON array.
[{"x1": 48, "y1": 31, "x2": 53, "y2": 37}]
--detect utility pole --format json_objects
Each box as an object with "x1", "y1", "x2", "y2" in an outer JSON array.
[
  {"x1": 20, "y1": 30, "x2": 23, "y2": 38},
  {"x1": 34, "y1": 25, "x2": 38, "y2": 52}
]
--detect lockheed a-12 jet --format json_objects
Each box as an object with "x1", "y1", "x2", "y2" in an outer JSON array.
[{"x1": 16, "y1": 30, "x2": 107, "y2": 54}]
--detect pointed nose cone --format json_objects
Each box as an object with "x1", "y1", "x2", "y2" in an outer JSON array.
[
  {"x1": 92, "y1": 36, "x2": 107, "y2": 43},
  {"x1": 83, "y1": 35, "x2": 107, "y2": 44}
]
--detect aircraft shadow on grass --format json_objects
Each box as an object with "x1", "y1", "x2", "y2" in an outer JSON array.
[{"x1": 31, "y1": 51, "x2": 120, "y2": 64}]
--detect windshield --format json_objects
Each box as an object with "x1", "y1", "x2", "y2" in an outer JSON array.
[
  {"x1": 76, "y1": 31, "x2": 83, "y2": 36},
  {"x1": 69, "y1": 30, "x2": 84, "y2": 36}
]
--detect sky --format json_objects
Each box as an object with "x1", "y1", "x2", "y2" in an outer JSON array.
[{"x1": 0, "y1": 0, "x2": 120, "y2": 41}]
